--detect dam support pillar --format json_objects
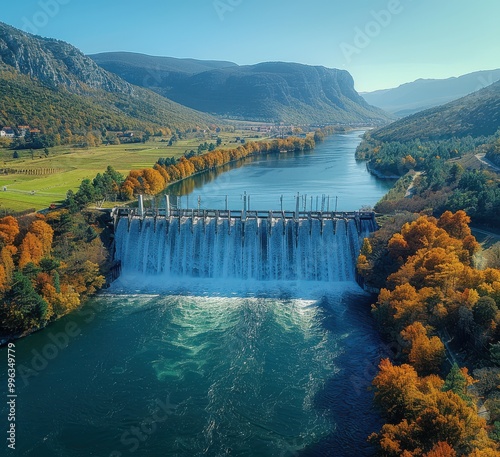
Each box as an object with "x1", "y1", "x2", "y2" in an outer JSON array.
[
  {"x1": 165, "y1": 195, "x2": 171, "y2": 218},
  {"x1": 138, "y1": 195, "x2": 145, "y2": 218}
]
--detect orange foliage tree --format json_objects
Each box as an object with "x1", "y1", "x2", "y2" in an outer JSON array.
[{"x1": 0, "y1": 216, "x2": 19, "y2": 246}]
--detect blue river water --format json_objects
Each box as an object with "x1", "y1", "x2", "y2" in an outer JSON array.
[{"x1": 1, "y1": 131, "x2": 393, "y2": 456}]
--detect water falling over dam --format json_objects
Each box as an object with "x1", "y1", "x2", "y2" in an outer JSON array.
[{"x1": 113, "y1": 208, "x2": 376, "y2": 282}]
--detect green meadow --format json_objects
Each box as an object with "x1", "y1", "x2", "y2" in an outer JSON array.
[{"x1": 0, "y1": 132, "x2": 266, "y2": 212}]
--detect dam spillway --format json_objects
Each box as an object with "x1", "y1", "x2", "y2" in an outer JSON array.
[{"x1": 113, "y1": 207, "x2": 376, "y2": 282}]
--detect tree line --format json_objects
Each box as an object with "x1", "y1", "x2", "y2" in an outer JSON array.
[{"x1": 67, "y1": 135, "x2": 319, "y2": 209}]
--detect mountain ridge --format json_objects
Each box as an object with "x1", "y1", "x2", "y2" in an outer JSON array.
[
  {"x1": 0, "y1": 22, "x2": 219, "y2": 135},
  {"x1": 91, "y1": 51, "x2": 391, "y2": 125},
  {"x1": 362, "y1": 69, "x2": 500, "y2": 117}
]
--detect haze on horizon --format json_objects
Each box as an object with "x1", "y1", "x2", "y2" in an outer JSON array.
[{"x1": 2, "y1": 0, "x2": 499, "y2": 92}]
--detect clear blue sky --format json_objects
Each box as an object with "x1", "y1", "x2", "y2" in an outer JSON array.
[{"x1": 2, "y1": 0, "x2": 499, "y2": 91}]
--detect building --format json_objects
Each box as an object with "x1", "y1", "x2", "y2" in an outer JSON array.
[
  {"x1": 17, "y1": 125, "x2": 31, "y2": 137},
  {"x1": 1, "y1": 127, "x2": 15, "y2": 138}
]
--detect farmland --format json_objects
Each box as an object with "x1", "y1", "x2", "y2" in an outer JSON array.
[{"x1": 0, "y1": 132, "x2": 266, "y2": 212}]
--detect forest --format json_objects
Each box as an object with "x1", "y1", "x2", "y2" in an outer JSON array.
[
  {"x1": 359, "y1": 211, "x2": 500, "y2": 455},
  {"x1": 0, "y1": 210, "x2": 109, "y2": 339},
  {"x1": 357, "y1": 133, "x2": 500, "y2": 224}
]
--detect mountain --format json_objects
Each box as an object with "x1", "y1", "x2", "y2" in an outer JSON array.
[
  {"x1": 91, "y1": 52, "x2": 391, "y2": 125},
  {"x1": 0, "y1": 22, "x2": 218, "y2": 135},
  {"x1": 361, "y1": 69, "x2": 500, "y2": 117},
  {"x1": 369, "y1": 80, "x2": 500, "y2": 142},
  {"x1": 90, "y1": 51, "x2": 238, "y2": 77}
]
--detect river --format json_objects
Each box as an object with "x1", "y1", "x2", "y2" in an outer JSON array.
[
  {"x1": 164, "y1": 130, "x2": 393, "y2": 211},
  {"x1": 2, "y1": 131, "x2": 393, "y2": 457}
]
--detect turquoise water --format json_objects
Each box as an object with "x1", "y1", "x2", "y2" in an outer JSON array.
[{"x1": 1, "y1": 131, "x2": 389, "y2": 456}]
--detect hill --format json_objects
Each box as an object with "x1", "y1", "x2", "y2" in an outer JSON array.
[
  {"x1": 0, "y1": 22, "x2": 218, "y2": 138},
  {"x1": 362, "y1": 69, "x2": 500, "y2": 117},
  {"x1": 369, "y1": 80, "x2": 500, "y2": 143},
  {"x1": 91, "y1": 52, "x2": 391, "y2": 125}
]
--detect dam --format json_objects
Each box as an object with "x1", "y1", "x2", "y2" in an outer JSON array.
[{"x1": 112, "y1": 195, "x2": 377, "y2": 282}]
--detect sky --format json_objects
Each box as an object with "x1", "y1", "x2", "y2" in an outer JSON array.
[{"x1": 1, "y1": 0, "x2": 499, "y2": 92}]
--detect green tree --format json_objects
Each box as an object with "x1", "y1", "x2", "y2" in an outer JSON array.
[
  {"x1": 473, "y1": 296, "x2": 498, "y2": 327},
  {"x1": 490, "y1": 342, "x2": 500, "y2": 366},
  {"x1": 443, "y1": 363, "x2": 472, "y2": 404},
  {"x1": 1, "y1": 271, "x2": 48, "y2": 333}
]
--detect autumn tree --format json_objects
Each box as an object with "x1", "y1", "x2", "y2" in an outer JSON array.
[
  {"x1": 18, "y1": 232, "x2": 44, "y2": 268},
  {"x1": 401, "y1": 322, "x2": 445, "y2": 375},
  {"x1": 28, "y1": 219, "x2": 54, "y2": 257},
  {"x1": 0, "y1": 216, "x2": 20, "y2": 246}
]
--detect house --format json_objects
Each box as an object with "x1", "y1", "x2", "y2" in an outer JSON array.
[
  {"x1": 30, "y1": 128, "x2": 41, "y2": 136},
  {"x1": 17, "y1": 125, "x2": 31, "y2": 137},
  {"x1": 1, "y1": 127, "x2": 15, "y2": 138},
  {"x1": 117, "y1": 131, "x2": 134, "y2": 138}
]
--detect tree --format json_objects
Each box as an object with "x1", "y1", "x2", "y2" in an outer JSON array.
[
  {"x1": 0, "y1": 216, "x2": 20, "y2": 246},
  {"x1": 401, "y1": 322, "x2": 445, "y2": 375},
  {"x1": 443, "y1": 363, "x2": 473, "y2": 404},
  {"x1": 28, "y1": 219, "x2": 54, "y2": 256},
  {"x1": 75, "y1": 179, "x2": 96, "y2": 207},
  {"x1": 313, "y1": 130, "x2": 325, "y2": 143},
  {"x1": 0, "y1": 271, "x2": 48, "y2": 332},
  {"x1": 18, "y1": 232, "x2": 44, "y2": 268},
  {"x1": 423, "y1": 441, "x2": 456, "y2": 457},
  {"x1": 473, "y1": 296, "x2": 498, "y2": 327},
  {"x1": 438, "y1": 210, "x2": 472, "y2": 240},
  {"x1": 372, "y1": 359, "x2": 421, "y2": 422},
  {"x1": 361, "y1": 238, "x2": 373, "y2": 256},
  {"x1": 65, "y1": 190, "x2": 79, "y2": 213},
  {"x1": 489, "y1": 342, "x2": 500, "y2": 366}
]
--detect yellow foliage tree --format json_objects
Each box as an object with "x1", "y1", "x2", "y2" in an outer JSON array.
[{"x1": 18, "y1": 232, "x2": 44, "y2": 268}]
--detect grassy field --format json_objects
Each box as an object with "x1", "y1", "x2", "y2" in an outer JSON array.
[{"x1": 0, "y1": 131, "x2": 267, "y2": 212}]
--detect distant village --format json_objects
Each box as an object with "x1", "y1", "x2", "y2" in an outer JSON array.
[{"x1": 0, "y1": 125, "x2": 41, "y2": 138}]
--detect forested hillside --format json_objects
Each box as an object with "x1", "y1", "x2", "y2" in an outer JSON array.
[
  {"x1": 368, "y1": 80, "x2": 500, "y2": 142},
  {"x1": 0, "y1": 22, "x2": 219, "y2": 145}
]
